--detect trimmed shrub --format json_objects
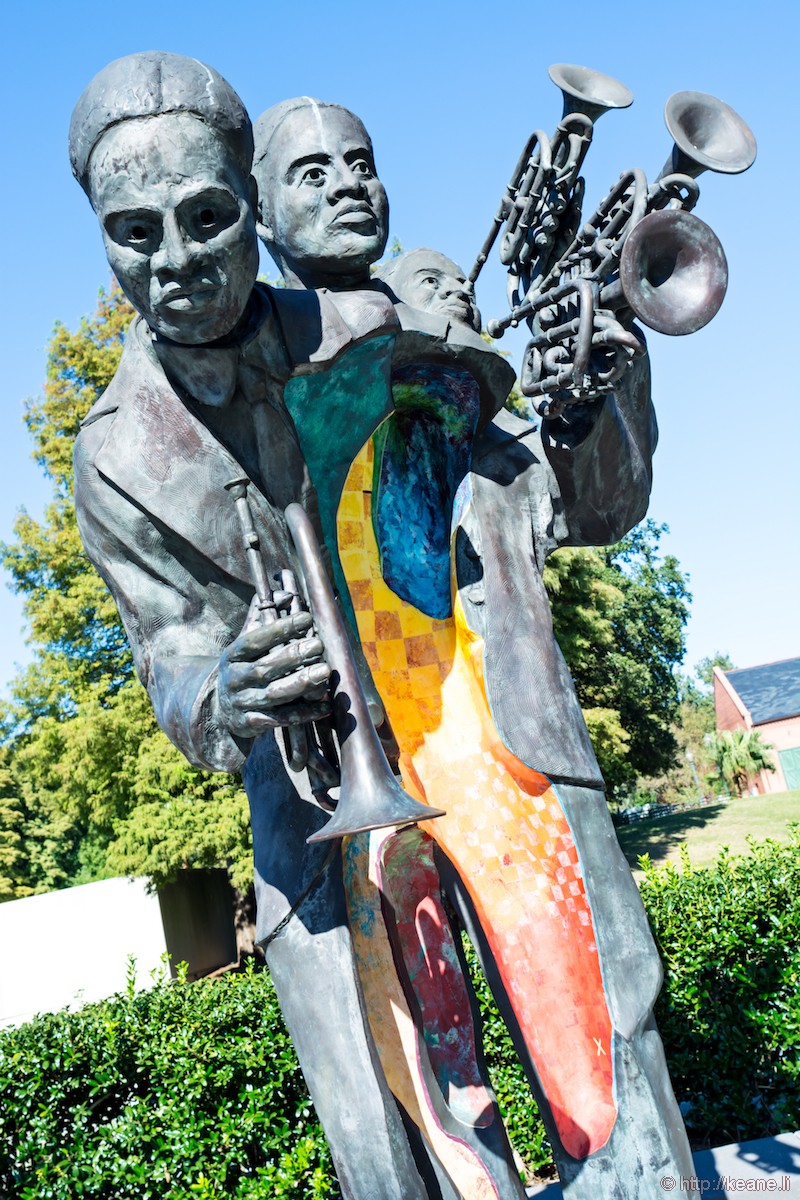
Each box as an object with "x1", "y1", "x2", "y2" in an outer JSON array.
[
  {"x1": 641, "y1": 827, "x2": 800, "y2": 1146},
  {"x1": 0, "y1": 949, "x2": 550, "y2": 1197},
  {"x1": 0, "y1": 960, "x2": 337, "y2": 1199},
  {"x1": 2, "y1": 829, "x2": 798, "y2": 1195}
]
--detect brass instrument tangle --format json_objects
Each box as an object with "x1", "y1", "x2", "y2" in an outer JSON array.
[
  {"x1": 470, "y1": 64, "x2": 633, "y2": 312},
  {"x1": 472, "y1": 68, "x2": 756, "y2": 418}
]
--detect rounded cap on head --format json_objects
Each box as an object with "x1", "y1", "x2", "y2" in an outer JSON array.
[
  {"x1": 69, "y1": 50, "x2": 253, "y2": 196},
  {"x1": 373, "y1": 248, "x2": 465, "y2": 288},
  {"x1": 252, "y1": 96, "x2": 372, "y2": 169}
]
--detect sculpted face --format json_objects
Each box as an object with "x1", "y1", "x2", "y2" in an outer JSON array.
[
  {"x1": 88, "y1": 112, "x2": 259, "y2": 344},
  {"x1": 388, "y1": 250, "x2": 481, "y2": 331},
  {"x1": 257, "y1": 105, "x2": 389, "y2": 287}
]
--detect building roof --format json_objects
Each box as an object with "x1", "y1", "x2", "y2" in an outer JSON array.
[{"x1": 723, "y1": 658, "x2": 800, "y2": 725}]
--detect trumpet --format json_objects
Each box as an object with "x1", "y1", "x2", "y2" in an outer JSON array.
[
  {"x1": 480, "y1": 72, "x2": 756, "y2": 417},
  {"x1": 284, "y1": 503, "x2": 444, "y2": 844},
  {"x1": 226, "y1": 476, "x2": 443, "y2": 843}
]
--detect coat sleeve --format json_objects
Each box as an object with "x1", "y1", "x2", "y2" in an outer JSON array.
[
  {"x1": 540, "y1": 334, "x2": 657, "y2": 548},
  {"x1": 74, "y1": 426, "x2": 250, "y2": 774}
]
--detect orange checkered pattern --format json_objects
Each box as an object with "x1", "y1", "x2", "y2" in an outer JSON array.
[{"x1": 337, "y1": 439, "x2": 616, "y2": 1160}]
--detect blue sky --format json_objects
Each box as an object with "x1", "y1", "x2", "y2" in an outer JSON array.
[{"x1": 1, "y1": 0, "x2": 797, "y2": 694}]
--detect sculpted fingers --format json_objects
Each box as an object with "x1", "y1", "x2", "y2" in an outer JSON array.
[
  {"x1": 236, "y1": 699, "x2": 332, "y2": 736},
  {"x1": 228, "y1": 611, "x2": 314, "y2": 662},
  {"x1": 218, "y1": 604, "x2": 333, "y2": 739},
  {"x1": 241, "y1": 636, "x2": 326, "y2": 686},
  {"x1": 234, "y1": 662, "x2": 331, "y2": 712}
]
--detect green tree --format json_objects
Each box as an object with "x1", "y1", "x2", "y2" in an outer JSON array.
[
  {"x1": 695, "y1": 651, "x2": 735, "y2": 690},
  {"x1": 640, "y1": 652, "x2": 735, "y2": 806},
  {"x1": 0, "y1": 285, "x2": 252, "y2": 899},
  {"x1": 705, "y1": 728, "x2": 776, "y2": 797},
  {"x1": 0, "y1": 751, "x2": 32, "y2": 902},
  {"x1": 599, "y1": 522, "x2": 690, "y2": 781},
  {"x1": 3, "y1": 287, "x2": 134, "y2": 729},
  {"x1": 544, "y1": 522, "x2": 691, "y2": 793}
]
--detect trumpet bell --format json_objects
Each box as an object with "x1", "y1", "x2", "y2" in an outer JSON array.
[
  {"x1": 663, "y1": 91, "x2": 757, "y2": 179},
  {"x1": 619, "y1": 209, "x2": 728, "y2": 336},
  {"x1": 549, "y1": 63, "x2": 633, "y2": 123},
  {"x1": 306, "y1": 766, "x2": 444, "y2": 843}
]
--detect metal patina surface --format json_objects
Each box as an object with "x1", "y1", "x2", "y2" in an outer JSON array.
[{"x1": 69, "y1": 51, "x2": 754, "y2": 1199}]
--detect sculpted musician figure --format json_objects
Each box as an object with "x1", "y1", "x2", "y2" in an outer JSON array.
[
  {"x1": 69, "y1": 52, "x2": 430, "y2": 1199},
  {"x1": 69, "y1": 51, "x2": 754, "y2": 1200}
]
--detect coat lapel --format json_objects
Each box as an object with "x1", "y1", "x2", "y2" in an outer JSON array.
[{"x1": 92, "y1": 319, "x2": 286, "y2": 588}]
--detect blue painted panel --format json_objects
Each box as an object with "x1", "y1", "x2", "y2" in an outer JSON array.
[{"x1": 374, "y1": 365, "x2": 482, "y2": 619}]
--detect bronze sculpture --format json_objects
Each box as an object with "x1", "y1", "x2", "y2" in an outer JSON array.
[
  {"x1": 254, "y1": 96, "x2": 388, "y2": 292},
  {"x1": 70, "y1": 51, "x2": 755, "y2": 1200},
  {"x1": 70, "y1": 52, "x2": 430, "y2": 1199}
]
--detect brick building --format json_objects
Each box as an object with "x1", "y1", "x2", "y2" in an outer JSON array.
[{"x1": 713, "y1": 657, "x2": 800, "y2": 794}]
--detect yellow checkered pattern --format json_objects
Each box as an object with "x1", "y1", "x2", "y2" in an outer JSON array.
[{"x1": 337, "y1": 441, "x2": 456, "y2": 754}]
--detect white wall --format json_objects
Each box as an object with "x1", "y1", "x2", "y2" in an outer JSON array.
[{"x1": 0, "y1": 877, "x2": 168, "y2": 1027}]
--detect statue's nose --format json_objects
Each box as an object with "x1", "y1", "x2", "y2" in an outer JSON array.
[
  {"x1": 442, "y1": 280, "x2": 469, "y2": 302},
  {"x1": 327, "y1": 162, "x2": 367, "y2": 202},
  {"x1": 151, "y1": 212, "x2": 196, "y2": 275}
]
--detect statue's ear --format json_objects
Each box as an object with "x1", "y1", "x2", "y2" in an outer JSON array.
[
  {"x1": 256, "y1": 218, "x2": 274, "y2": 245},
  {"x1": 249, "y1": 175, "x2": 274, "y2": 243},
  {"x1": 248, "y1": 175, "x2": 259, "y2": 213}
]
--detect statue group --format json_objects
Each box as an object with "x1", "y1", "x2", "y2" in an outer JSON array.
[{"x1": 69, "y1": 52, "x2": 754, "y2": 1199}]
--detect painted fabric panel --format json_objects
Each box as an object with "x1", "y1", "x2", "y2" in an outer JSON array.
[
  {"x1": 336, "y1": 438, "x2": 617, "y2": 1160},
  {"x1": 343, "y1": 829, "x2": 508, "y2": 1200}
]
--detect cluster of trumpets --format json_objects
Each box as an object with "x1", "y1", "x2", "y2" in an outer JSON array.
[{"x1": 469, "y1": 64, "x2": 756, "y2": 417}]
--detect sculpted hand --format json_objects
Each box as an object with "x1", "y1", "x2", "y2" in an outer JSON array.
[{"x1": 218, "y1": 603, "x2": 331, "y2": 740}]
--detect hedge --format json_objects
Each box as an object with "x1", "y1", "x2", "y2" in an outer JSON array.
[
  {"x1": 0, "y1": 960, "x2": 336, "y2": 1199},
  {"x1": 1, "y1": 828, "x2": 797, "y2": 1196},
  {"x1": 641, "y1": 827, "x2": 800, "y2": 1146}
]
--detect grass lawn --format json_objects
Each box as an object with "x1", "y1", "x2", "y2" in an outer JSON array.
[{"x1": 615, "y1": 789, "x2": 800, "y2": 875}]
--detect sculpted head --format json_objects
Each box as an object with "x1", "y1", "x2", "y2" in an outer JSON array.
[
  {"x1": 253, "y1": 98, "x2": 389, "y2": 289},
  {"x1": 70, "y1": 52, "x2": 259, "y2": 345},
  {"x1": 374, "y1": 249, "x2": 481, "y2": 332}
]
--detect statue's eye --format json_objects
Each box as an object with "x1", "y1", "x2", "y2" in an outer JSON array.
[
  {"x1": 352, "y1": 159, "x2": 373, "y2": 178},
  {"x1": 421, "y1": 276, "x2": 439, "y2": 287},
  {"x1": 301, "y1": 166, "x2": 326, "y2": 185},
  {"x1": 105, "y1": 213, "x2": 158, "y2": 249},
  {"x1": 185, "y1": 194, "x2": 239, "y2": 239}
]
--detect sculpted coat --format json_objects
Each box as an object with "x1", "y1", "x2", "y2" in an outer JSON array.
[
  {"x1": 74, "y1": 286, "x2": 442, "y2": 1200},
  {"x1": 75, "y1": 270, "x2": 692, "y2": 1194}
]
